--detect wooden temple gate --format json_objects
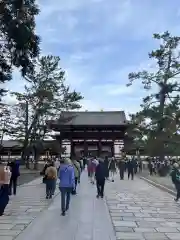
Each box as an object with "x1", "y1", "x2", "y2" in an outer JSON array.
[{"x1": 47, "y1": 111, "x2": 128, "y2": 159}]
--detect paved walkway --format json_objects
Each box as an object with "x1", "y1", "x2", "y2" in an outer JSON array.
[
  {"x1": 106, "y1": 174, "x2": 180, "y2": 240},
  {"x1": 2, "y1": 172, "x2": 180, "y2": 240},
  {"x1": 15, "y1": 173, "x2": 116, "y2": 240},
  {"x1": 0, "y1": 178, "x2": 59, "y2": 240},
  {"x1": 140, "y1": 170, "x2": 174, "y2": 191}
]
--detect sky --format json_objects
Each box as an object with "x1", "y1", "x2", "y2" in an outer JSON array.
[{"x1": 7, "y1": 0, "x2": 180, "y2": 115}]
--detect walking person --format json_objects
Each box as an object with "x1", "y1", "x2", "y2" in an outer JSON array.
[
  {"x1": 95, "y1": 159, "x2": 106, "y2": 198},
  {"x1": 54, "y1": 158, "x2": 60, "y2": 172},
  {"x1": 104, "y1": 156, "x2": 110, "y2": 179},
  {"x1": 0, "y1": 165, "x2": 11, "y2": 216},
  {"x1": 71, "y1": 159, "x2": 81, "y2": 194},
  {"x1": 108, "y1": 157, "x2": 116, "y2": 182},
  {"x1": 127, "y1": 158, "x2": 134, "y2": 180},
  {"x1": 88, "y1": 158, "x2": 97, "y2": 184},
  {"x1": 8, "y1": 159, "x2": 20, "y2": 195},
  {"x1": 45, "y1": 163, "x2": 57, "y2": 199},
  {"x1": 58, "y1": 158, "x2": 75, "y2": 216},
  {"x1": 170, "y1": 163, "x2": 180, "y2": 202},
  {"x1": 118, "y1": 159, "x2": 125, "y2": 180},
  {"x1": 77, "y1": 159, "x2": 83, "y2": 183}
]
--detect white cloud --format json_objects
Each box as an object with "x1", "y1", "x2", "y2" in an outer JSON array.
[{"x1": 4, "y1": 0, "x2": 180, "y2": 116}]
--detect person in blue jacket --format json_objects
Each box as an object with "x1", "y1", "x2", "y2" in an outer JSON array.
[{"x1": 58, "y1": 158, "x2": 75, "y2": 216}]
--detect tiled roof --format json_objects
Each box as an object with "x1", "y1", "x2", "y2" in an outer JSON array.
[{"x1": 58, "y1": 111, "x2": 127, "y2": 126}]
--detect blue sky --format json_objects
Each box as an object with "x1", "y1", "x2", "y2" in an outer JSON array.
[{"x1": 8, "y1": 0, "x2": 180, "y2": 114}]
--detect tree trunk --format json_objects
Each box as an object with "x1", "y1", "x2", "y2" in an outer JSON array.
[
  {"x1": 157, "y1": 92, "x2": 166, "y2": 161},
  {"x1": 33, "y1": 148, "x2": 40, "y2": 170},
  {"x1": 21, "y1": 111, "x2": 40, "y2": 164}
]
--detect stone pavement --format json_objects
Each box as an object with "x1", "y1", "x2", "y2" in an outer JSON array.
[
  {"x1": 0, "y1": 177, "x2": 59, "y2": 240},
  {"x1": 15, "y1": 172, "x2": 116, "y2": 240},
  {"x1": 106, "y1": 174, "x2": 180, "y2": 240},
  {"x1": 140, "y1": 170, "x2": 175, "y2": 191}
]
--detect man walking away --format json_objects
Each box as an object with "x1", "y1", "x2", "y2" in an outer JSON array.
[
  {"x1": 127, "y1": 159, "x2": 134, "y2": 180},
  {"x1": 170, "y1": 163, "x2": 180, "y2": 202},
  {"x1": 8, "y1": 159, "x2": 20, "y2": 195},
  {"x1": 58, "y1": 158, "x2": 75, "y2": 216},
  {"x1": 45, "y1": 163, "x2": 57, "y2": 199},
  {"x1": 118, "y1": 159, "x2": 125, "y2": 180},
  {"x1": 95, "y1": 159, "x2": 106, "y2": 198}
]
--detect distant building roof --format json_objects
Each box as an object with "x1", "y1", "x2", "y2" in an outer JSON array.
[{"x1": 57, "y1": 111, "x2": 127, "y2": 126}]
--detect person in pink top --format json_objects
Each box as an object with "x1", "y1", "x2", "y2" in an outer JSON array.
[{"x1": 88, "y1": 157, "x2": 98, "y2": 184}]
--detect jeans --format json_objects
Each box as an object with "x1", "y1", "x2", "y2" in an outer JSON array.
[
  {"x1": 60, "y1": 187, "x2": 71, "y2": 212},
  {"x1": 46, "y1": 179, "x2": 55, "y2": 198},
  {"x1": 52, "y1": 179, "x2": 56, "y2": 195},
  {"x1": 9, "y1": 177, "x2": 18, "y2": 195},
  {"x1": 96, "y1": 179, "x2": 105, "y2": 197}
]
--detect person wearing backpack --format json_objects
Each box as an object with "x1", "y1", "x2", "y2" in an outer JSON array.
[
  {"x1": 45, "y1": 163, "x2": 57, "y2": 199},
  {"x1": 170, "y1": 162, "x2": 180, "y2": 202}
]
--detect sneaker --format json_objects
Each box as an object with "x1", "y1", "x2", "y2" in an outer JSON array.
[
  {"x1": 174, "y1": 198, "x2": 178, "y2": 202},
  {"x1": 96, "y1": 195, "x2": 99, "y2": 198}
]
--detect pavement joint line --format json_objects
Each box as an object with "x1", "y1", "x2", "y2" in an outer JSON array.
[{"x1": 140, "y1": 176, "x2": 176, "y2": 196}]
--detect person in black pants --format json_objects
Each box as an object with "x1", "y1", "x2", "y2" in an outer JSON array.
[
  {"x1": 95, "y1": 159, "x2": 106, "y2": 198},
  {"x1": 127, "y1": 159, "x2": 134, "y2": 180},
  {"x1": 118, "y1": 159, "x2": 125, "y2": 180},
  {"x1": 8, "y1": 160, "x2": 20, "y2": 195}
]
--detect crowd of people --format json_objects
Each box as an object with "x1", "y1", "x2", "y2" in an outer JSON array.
[{"x1": 40, "y1": 155, "x2": 142, "y2": 216}]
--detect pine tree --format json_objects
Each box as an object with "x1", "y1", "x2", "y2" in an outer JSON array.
[
  {"x1": 11, "y1": 55, "x2": 83, "y2": 168},
  {"x1": 0, "y1": 0, "x2": 40, "y2": 99},
  {"x1": 127, "y1": 31, "x2": 180, "y2": 169}
]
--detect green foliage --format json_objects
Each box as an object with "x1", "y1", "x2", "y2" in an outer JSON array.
[
  {"x1": 127, "y1": 31, "x2": 180, "y2": 157},
  {"x1": 0, "y1": 103, "x2": 13, "y2": 144},
  {"x1": 10, "y1": 55, "x2": 83, "y2": 161},
  {"x1": 0, "y1": 0, "x2": 40, "y2": 99}
]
